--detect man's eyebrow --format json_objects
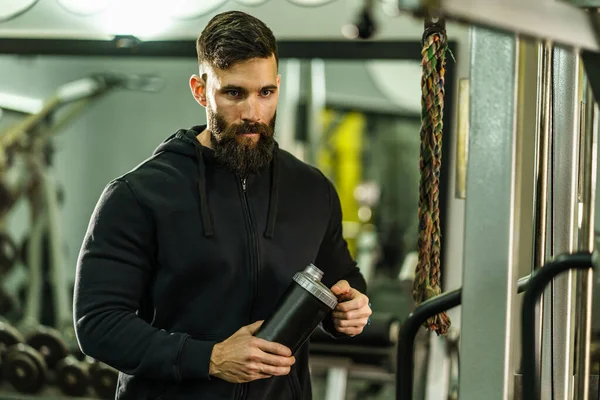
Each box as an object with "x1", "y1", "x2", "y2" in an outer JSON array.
[
  {"x1": 220, "y1": 85, "x2": 245, "y2": 92},
  {"x1": 220, "y1": 84, "x2": 278, "y2": 92}
]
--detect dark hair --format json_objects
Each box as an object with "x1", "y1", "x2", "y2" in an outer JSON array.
[{"x1": 196, "y1": 11, "x2": 278, "y2": 71}]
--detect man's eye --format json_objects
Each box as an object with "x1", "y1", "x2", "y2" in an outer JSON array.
[
  {"x1": 227, "y1": 90, "x2": 240, "y2": 97},
  {"x1": 261, "y1": 89, "x2": 273, "y2": 97}
]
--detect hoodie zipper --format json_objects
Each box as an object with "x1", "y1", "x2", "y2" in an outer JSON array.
[
  {"x1": 239, "y1": 178, "x2": 258, "y2": 400},
  {"x1": 240, "y1": 178, "x2": 259, "y2": 315}
]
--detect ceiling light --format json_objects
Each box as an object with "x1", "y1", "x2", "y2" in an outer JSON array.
[
  {"x1": 235, "y1": 0, "x2": 271, "y2": 5},
  {"x1": 287, "y1": 0, "x2": 335, "y2": 6},
  {"x1": 167, "y1": 0, "x2": 228, "y2": 20},
  {"x1": 56, "y1": 0, "x2": 116, "y2": 16}
]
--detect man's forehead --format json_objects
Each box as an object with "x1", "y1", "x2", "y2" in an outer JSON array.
[{"x1": 207, "y1": 57, "x2": 278, "y2": 87}]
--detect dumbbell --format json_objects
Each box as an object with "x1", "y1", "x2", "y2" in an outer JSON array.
[
  {"x1": 0, "y1": 319, "x2": 24, "y2": 355},
  {"x1": 24, "y1": 325, "x2": 69, "y2": 370},
  {"x1": 55, "y1": 354, "x2": 91, "y2": 397},
  {"x1": 88, "y1": 359, "x2": 119, "y2": 399},
  {"x1": 0, "y1": 319, "x2": 25, "y2": 383},
  {"x1": 27, "y1": 325, "x2": 94, "y2": 396},
  {"x1": 0, "y1": 322, "x2": 55, "y2": 394},
  {"x1": 2, "y1": 342, "x2": 47, "y2": 394}
]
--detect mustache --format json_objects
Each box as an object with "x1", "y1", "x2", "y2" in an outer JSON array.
[{"x1": 229, "y1": 122, "x2": 272, "y2": 136}]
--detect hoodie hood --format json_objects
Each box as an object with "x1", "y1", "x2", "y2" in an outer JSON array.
[{"x1": 152, "y1": 125, "x2": 280, "y2": 239}]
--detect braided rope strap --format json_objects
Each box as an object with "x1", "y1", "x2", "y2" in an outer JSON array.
[{"x1": 413, "y1": 26, "x2": 451, "y2": 336}]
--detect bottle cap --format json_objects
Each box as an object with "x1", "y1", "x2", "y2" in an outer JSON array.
[{"x1": 293, "y1": 264, "x2": 338, "y2": 310}]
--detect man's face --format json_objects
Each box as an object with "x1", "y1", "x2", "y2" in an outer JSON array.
[{"x1": 194, "y1": 55, "x2": 280, "y2": 177}]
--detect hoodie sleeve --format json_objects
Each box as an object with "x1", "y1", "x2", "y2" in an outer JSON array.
[
  {"x1": 73, "y1": 179, "x2": 215, "y2": 381},
  {"x1": 314, "y1": 176, "x2": 368, "y2": 338}
]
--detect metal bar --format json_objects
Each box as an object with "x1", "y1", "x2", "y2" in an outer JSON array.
[
  {"x1": 396, "y1": 0, "x2": 600, "y2": 52},
  {"x1": 574, "y1": 78, "x2": 598, "y2": 400},
  {"x1": 530, "y1": 40, "x2": 553, "y2": 400},
  {"x1": 458, "y1": 26, "x2": 519, "y2": 400},
  {"x1": 521, "y1": 252, "x2": 595, "y2": 400},
  {"x1": 454, "y1": 78, "x2": 469, "y2": 200},
  {"x1": 533, "y1": 41, "x2": 553, "y2": 273},
  {"x1": 396, "y1": 289, "x2": 461, "y2": 400},
  {"x1": 550, "y1": 45, "x2": 581, "y2": 400},
  {"x1": 306, "y1": 59, "x2": 326, "y2": 166},
  {"x1": 396, "y1": 275, "x2": 531, "y2": 400}
]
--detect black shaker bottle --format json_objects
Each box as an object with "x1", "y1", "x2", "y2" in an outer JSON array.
[{"x1": 255, "y1": 264, "x2": 338, "y2": 354}]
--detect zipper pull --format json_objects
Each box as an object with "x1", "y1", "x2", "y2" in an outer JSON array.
[{"x1": 242, "y1": 178, "x2": 247, "y2": 192}]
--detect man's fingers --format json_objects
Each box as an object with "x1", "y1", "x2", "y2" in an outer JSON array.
[
  {"x1": 331, "y1": 280, "x2": 351, "y2": 295},
  {"x1": 255, "y1": 338, "x2": 293, "y2": 357},
  {"x1": 245, "y1": 320, "x2": 264, "y2": 334},
  {"x1": 332, "y1": 309, "x2": 371, "y2": 320},
  {"x1": 334, "y1": 317, "x2": 369, "y2": 328},
  {"x1": 335, "y1": 295, "x2": 369, "y2": 312},
  {"x1": 253, "y1": 350, "x2": 295, "y2": 367},
  {"x1": 247, "y1": 363, "x2": 290, "y2": 380},
  {"x1": 334, "y1": 326, "x2": 364, "y2": 336},
  {"x1": 257, "y1": 364, "x2": 292, "y2": 377}
]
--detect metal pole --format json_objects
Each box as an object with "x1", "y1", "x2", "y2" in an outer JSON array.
[
  {"x1": 573, "y1": 76, "x2": 598, "y2": 400},
  {"x1": 550, "y1": 45, "x2": 581, "y2": 400},
  {"x1": 531, "y1": 40, "x2": 553, "y2": 400},
  {"x1": 533, "y1": 41, "x2": 553, "y2": 273},
  {"x1": 458, "y1": 27, "x2": 519, "y2": 400},
  {"x1": 306, "y1": 59, "x2": 326, "y2": 166}
]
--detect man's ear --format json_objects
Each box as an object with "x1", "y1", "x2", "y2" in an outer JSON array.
[
  {"x1": 277, "y1": 74, "x2": 281, "y2": 88},
  {"x1": 189, "y1": 74, "x2": 207, "y2": 107}
]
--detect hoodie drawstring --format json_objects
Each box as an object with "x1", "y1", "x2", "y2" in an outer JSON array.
[
  {"x1": 196, "y1": 146, "x2": 214, "y2": 237},
  {"x1": 264, "y1": 152, "x2": 279, "y2": 239},
  {"x1": 193, "y1": 134, "x2": 279, "y2": 239}
]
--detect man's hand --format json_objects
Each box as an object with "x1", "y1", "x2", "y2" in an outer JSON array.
[
  {"x1": 330, "y1": 280, "x2": 372, "y2": 336},
  {"x1": 209, "y1": 321, "x2": 295, "y2": 383}
]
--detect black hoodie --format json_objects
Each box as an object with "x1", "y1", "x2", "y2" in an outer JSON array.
[{"x1": 73, "y1": 126, "x2": 367, "y2": 400}]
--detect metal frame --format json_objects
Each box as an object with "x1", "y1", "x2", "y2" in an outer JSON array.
[
  {"x1": 0, "y1": 38, "x2": 429, "y2": 60},
  {"x1": 397, "y1": 0, "x2": 600, "y2": 52},
  {"x1": 459, "y1": 26, "x2": 520, "y2": 400},
  {"x1": 397, "y1": 275, "x2": 530, "y2": 399},
  {"x1": 521, "y1": 252, "x2": 595, "y2": 400},
  {"x1": 549, "y1": 46, "x2": 582, "y2": 400}
]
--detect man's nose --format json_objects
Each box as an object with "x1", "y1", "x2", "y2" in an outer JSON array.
[{"x1": 240, "y1": 97, "x2": 260, "y2": 123}]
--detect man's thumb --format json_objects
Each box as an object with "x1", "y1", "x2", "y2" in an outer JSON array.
[
  {"x1": 246, "y1": 320, "x2": 264, "y2": 335},
  {"x1": 331, "y1": 280, "x2": 350, "y2": 295}
]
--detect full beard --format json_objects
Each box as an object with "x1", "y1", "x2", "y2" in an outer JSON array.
[{"x1": 208, "y1": 110, "x2": 276, "y2": 178}]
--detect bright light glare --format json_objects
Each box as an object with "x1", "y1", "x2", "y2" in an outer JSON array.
[
  {"x1": 167, "y1": 0, "x2": 228, "y2": 20},
  {"x1": 57, "y1": 0, "x2": 115, "y2": 16},
  {"x1": 235, "y1": 0, "x2": 270, "y2": 5},
  {"x1": 287, "y1": 0, "x2": 333, "y2": 5},
  {"x1": 95, "y1": 1, "x2": 175, "y2": 39},
  {"x1": 0, "y1": 0, "x2": 37, "y2": 21}
]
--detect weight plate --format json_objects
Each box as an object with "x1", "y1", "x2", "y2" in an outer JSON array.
[
  {"x1": 3, "y1": 343, "x2": 47, "y2": 394},
  {"x1": 0, "y1": 321, "x2": 24, "y2": 355},
  {"x1": 90, "y1": 362, "x2": 118, "y2": 399},
  {"x1": 56, "y1": 357, "x2": 89, "y2": 397},
  {"x1": 26, "y1": 326, "x2": 69, "y2": 369}
]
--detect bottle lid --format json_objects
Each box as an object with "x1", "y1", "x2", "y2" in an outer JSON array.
[{"x1": 293, "y1": 264, "x2": 338, "y2": 310}]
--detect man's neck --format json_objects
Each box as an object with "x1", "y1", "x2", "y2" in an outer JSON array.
[{"x1": 197, "y1": 128, "x2": 213, "y2": 149}]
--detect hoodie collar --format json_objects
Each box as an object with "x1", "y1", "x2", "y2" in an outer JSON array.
[{"x1": 169, "y1": 126, "x2": 279, "y2": 239}]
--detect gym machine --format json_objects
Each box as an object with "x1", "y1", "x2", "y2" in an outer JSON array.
[
  {"x1": 372, "y1": 0, "x2": 600, "y2": 398},
  {"x1": 0, "y1": 72, "x2": 162, "y2": 398}
]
